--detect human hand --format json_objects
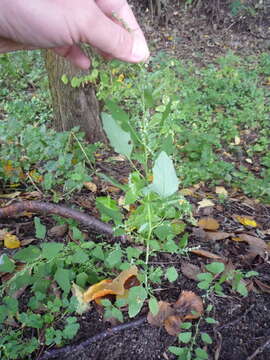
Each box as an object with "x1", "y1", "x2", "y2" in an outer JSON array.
[{"x1": 0, "y1": 0, "x2": 149, "y2": 69}]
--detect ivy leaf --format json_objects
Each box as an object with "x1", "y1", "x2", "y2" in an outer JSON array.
[
  {"x1": 101, "y1": 112, "x2": 133, "y2": 158},
  {"x1": 178, "y1": 331, "x2": 192, "y2": 344},
  {"x1": 54, "y1": 268, "x2": 71, "y2": 293},
  {"x1": 205, "y1": 262, "x2": 225, "y2": 275},
  {"x1": 106, "y1": 246, "x2": 122, "y2": 268},
  {"x1": 149, "y1": 151, "x2": 179, "y2": 198},
  {"x1": 41, "y1": 242, "x2": 64, "y2": 260}
]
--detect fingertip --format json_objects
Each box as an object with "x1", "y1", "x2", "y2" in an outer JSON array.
[{"x1": 53, "y1": 45, "x2": 91, "y2": 69}]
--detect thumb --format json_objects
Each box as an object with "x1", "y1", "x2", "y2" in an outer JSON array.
[
  {"x1": 53, "y1": 44, "x2": 91, "y2": 69},
  {"x1": 80, "y1": 2, "x2": 149, "y2": 63}
]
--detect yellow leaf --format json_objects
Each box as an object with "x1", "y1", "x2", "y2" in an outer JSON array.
[
  {"x1": 83, "y1": 265, "x2": 138, "y2": 303},
  {"x1": 4, "y1": 233, "x2": 21, "y2": 249},
  {"x1": 215, "y1": 186, "x2": 228, "y2": 196},
  {"x1": 235, "y1": 216, "x2": 257, "y2": 227},
  {"x1": 234, "y1": 136, "x2": 241, "y2": 145},
  {"x1": 197, "y1": 199, "x2": 214, "y2": 210}
]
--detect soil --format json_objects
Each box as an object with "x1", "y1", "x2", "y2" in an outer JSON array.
[{"x1": 1, "y1": 3, "x2": 270, "y2": 360}]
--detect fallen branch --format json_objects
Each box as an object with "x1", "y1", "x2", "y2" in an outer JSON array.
[
  {"x1": 0, "y1": 201, "x2": 113, "y2": 236},
  {"x1": 39, "y1": 316, "x2": 146, "y2": 360}
]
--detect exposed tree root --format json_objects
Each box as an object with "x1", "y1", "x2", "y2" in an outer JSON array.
[
  {"x1": 0, "y1": 201, "x2": 114, "y2": 236},
  {"x1": 39, "y1": 316, "x2": 147, "y2": 360}
]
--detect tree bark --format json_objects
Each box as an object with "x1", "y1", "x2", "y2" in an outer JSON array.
[{"x1": 44, "y1": 48, "x2": 106, "y2": 143}]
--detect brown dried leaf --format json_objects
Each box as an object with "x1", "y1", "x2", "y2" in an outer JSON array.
[
  {"x1": 174, "y1": 291, "x2": 203, "y2": 320},
  {"x1": 48, "y1": 224, "x2": 68, "y2": 237},
  {"x1": 20, "y1": 238, "x2": 36, "y2": 246},
  {"x1": 84, "y1": 181, "x2": 97, "y2": 192},
  {"x1": 164, "y1": 315, "x2": 182, "y2": 336},
  {"x1": 147, "y1": 301, "x2": 174, "y2": 327},
  {"x1": 238, "y1": 233, "x2": 268, "y2": 258},
  {"x1": 181, "y1": 262, "x2": 201, "y2": 281},
  {"x1": 254, "y1": 278, "x2": 270, "y2": 294},
  {"x1": 197, "y1": 199, "x2": 214, "y2": 210},
  {"x1": 198, "y1": 217, "x2": 219, "y2": 231},
  {"x1": 191, "y1": 249, "x2": 223, "y2": 259},
  {"x1": 205, "y1": 231, "x2": 232, "y2": 241}
]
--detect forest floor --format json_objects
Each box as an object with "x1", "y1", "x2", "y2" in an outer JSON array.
[{"x1": 1, "y1": 4, "x2": 270, "y2": 360}]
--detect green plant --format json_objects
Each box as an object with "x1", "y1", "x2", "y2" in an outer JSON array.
[{"x1": 168, "y1": 304, "x2": 217, "y2": 360}]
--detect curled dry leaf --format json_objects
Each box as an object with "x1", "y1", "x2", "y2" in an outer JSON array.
[
  {"x1": 174, "y1": 291, "x2": 203, "y2": 320},
  {"x1": 83, "y1": 265, "x2": 138, "y2": 303},
  {"x1": 191, "y1": 249, "x2": 223, "y2": 260},
  {"x1": 181, "y1": 262, "x2": 201, "y2": 281},
  {"x1": 198, "y1": 217, "x2": 219, "y2": 231},
  {"x1": 147, "y1": 291, "x2": 203, "y2": 336},
  {"x1": 147, "y1": 301, "x2": 174, "y2": 327},
  {"x1": 48, "y1": 224, "x2": 68, "y2": 237}
]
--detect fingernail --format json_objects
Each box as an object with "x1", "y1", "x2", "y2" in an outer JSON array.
[{"x1": 132, "y1": 36, "x2": 150, "y2": 62}]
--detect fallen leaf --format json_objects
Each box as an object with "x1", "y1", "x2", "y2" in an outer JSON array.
[
  {"x1": 238, "y1": 233, "x2": 268, "y2": 258},
  {"x1": 234, "y1": 136, "x2": 241, "y2": 145},
  {"x1": 205, "y1": 232, "x2": 232, "y2": 241},
  {"x1": 164, "y1": 315, "x2": 182, "y2": 336},
  {"x1": 147, "y1": 301, "x2": 174, "y2": 327},
  {"x1": 254, "y1": 278, "x2": 270, "y2": 294},
  {"x1": 0, "y1": 229, "x2": 9, "y2": 241},
  {"x1": 198, "y1": 217, "x2": 219, "y2": 231},
  {"x1": 20, "y1": 238, "x2": 36, "y2": 246},
  {"x1": 106, "y1": 185, "x2": 121, "y2": 193},
  {"x1": 84, "y1": 181, "x2": 97, "y2": 192},
  {"x1": 174, "y1": 291, "x2": 203, "y2": 320},
  {"x1": 83, "y1": 265, "x2": 138, "y2": 303},
  {"x1": 180, "y1": 188, "x2": 195, "y2": 196},
  {"x1": 234, "y1": 215, "x2": 258, "y2": 228},
  {"x1": 197, "y1": 199, "x2": 214, "y2": 210},
  {"x1": 4, "y1": 233, "x2": 20, "y2": 249},
  {"x1": 191, "y1": 249, "x2": 223, "y2": 259},
  {"x1": 181, "y1": 262, "x2": 201, "y2": 281},
  {"x1": 72, "y1": 283, "x2": 91, "y2": 314},
  {"x1": 48, "y1": 224, "x2": 68, "y2": 237},
  {"x1": 22, "y1": 191, "x2": 43, "y2": 200},
  {"x1": 215, "y1": 186, "x2": 228, "y2": 196},
  {"x1": 0, "y1": 191, "x2": 21, "y2": 199}
]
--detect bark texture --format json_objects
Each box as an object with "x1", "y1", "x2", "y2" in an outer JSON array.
[{"x1": 44, "y1": 49, "x2": 106, "y2": 143}]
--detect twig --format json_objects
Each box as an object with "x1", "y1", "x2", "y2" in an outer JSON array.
[
  {"x1": 247, "y1": 337, "x2": 270, "y2": 360},
  {"x1": 0, "y1": 201, "x2": 113, "y2": 236},
  {"x1": 39, "y1": 316, "x2": 146, "y2": 360}
]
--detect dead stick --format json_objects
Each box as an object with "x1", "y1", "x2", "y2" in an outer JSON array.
[
  {"x1": 0, "y1": 201, "x2": 113, "y2": 236},
  {"x1": 39, "y1": 316, "x2": 146, "y2": 360},
  {"x1": 247, "y1": 337, "x2": 270, "y2": 360}
]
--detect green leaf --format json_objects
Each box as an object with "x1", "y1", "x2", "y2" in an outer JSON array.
[
  {"x1": 96, "y1": 196, "x2": 122, "y2": 225},
  {"x1": 149, "y1": 296, "x2": 159, "y2": 316},
  {"x1": 101, "y1": 112, "x2": 133, "y2": 158},
  {"x1": 201, "y1": 332, "x2": 213, "y2": 344},
  {"x1": 197, "y1": 280, "x2": 211, "y2": 290},
  {"x1": 245, "y1": 271, "x2": 259, "y2": 278},
  {"x1": 166, "y1": 267, "x2": 178, "y2": 282},
  {"x1": 61, "y1": 74, "x2": 69, "y2": 85},
  {"x1": 98, "y1": 173, "x2": 127, "y2": 192},
  {"x1": 14, "y1": 245, "x2": 41, "y2": 262},
  {"x1": 150, "y1": 151, "x2": 179, "y2": 198},
  {"x1": 4, "y1": 296, "x2": 18, "y2": 314},
  {"x1": 0, "y1": 305, "x2": 7, "y2": 323},
  {"x1": 181, "y1": 322, "x2": 192, "y2": 329},
  {"x1": 179, "y1": 233, "x2": 189, "y2": 248},
  {"x1": 168, "y1": 346, "x2": 187, "y2": 356},
  {"x1": 76, "y1": 272, "x2": 89, "y2": 287},
  {"x1": 195, "y1": 348, "x2": 209, "y2": 359},
  {"x1": 128, "y1": 286, "x2": 147, "y2": 318},
  {"x1": 63, "y1": 318, "x2": 80, "y2": 339},
  {"x1": 34, "y1": 217, "x2": 46, "y2": 239},
  {"x1": 205, "y1": 262, "x2": 225, "y2": 274},
  {"x1": 236, "y1": 281, "x2": 248, "y2": 297},
  {"x1": 72, "y1": 248, "x2": 89, "y2": 264},
  {"x1": 54, "y1": 268, "x2": 71, "y2": 293},
  {"x1": 197, "y1": 273, "x2": 213, "y2": 282},
  {"x1": 106, "y1": 247, "x2": 122, "y2": 268},
  {"x1": 205, "y1": 317, "x2": 217, "y2": 324},
  {"x1": 0, "y1": 254, "x2": 15, "y2": 273},
  {"x1": 179, "y1": 331, "x2": 192, "y2": 344},
  {"x1": 41, "y1": 242, "x2": 64, "y2": 260}
]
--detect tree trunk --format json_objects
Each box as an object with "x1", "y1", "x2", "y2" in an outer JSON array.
[{"x1": 44, "y1": 49, "x2": 106, "y2": 143}]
